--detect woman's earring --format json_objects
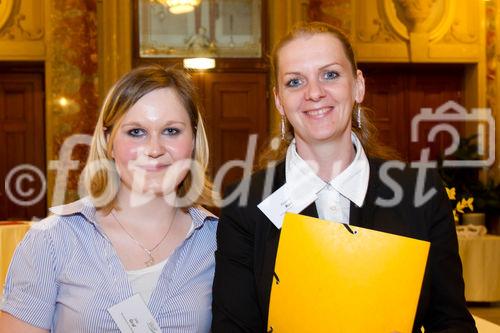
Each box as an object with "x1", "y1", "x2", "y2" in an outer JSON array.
[
  {"x1": 280, "y1": 115, "x2": 287, "y2": 140},
  {"x1": 356, "y1": 104, "x2": 362, "y2": 129}
]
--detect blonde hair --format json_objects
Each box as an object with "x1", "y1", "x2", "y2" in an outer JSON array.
[
  {"x1": 83, "y1": 65, "x2": 214, "y2": 211},
  {"x1": 260, "y1": 21, "x2": 398, "y2": 167}
]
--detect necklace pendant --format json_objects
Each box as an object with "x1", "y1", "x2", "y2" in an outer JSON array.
[
  {"x1": 144, "y1": 249, "x2": 155, "y2": 267},
  {"x1": 145, "y1": 256, "x2": 155, "y2": 267}
]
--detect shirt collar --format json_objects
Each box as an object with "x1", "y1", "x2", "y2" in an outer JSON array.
[
  {"x1": 285, "y1": 132, "x2": 370, "y2": 207},
  {"x1": 49, "y1": 196, "x2": 98, "y2": 224},
  {"x1": 187, "y1": 206, "x2": 218, "y2": 229},
  {"x1": 330, "y1": 133, "x2": 370, "y2": 207}
]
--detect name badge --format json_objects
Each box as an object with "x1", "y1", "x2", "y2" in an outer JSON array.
[
  {"x1": 258, "y1": 183, "x2": 317, "y2": 229},
  {"x1": 108, "y1": 294, "x2": 161, "y2": 333}
]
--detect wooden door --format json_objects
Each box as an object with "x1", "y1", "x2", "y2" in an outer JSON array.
[
  {"x1": 361, "y1": 64, "x2": 464, "y2": 161},
  {"x1": 194, "y1": 72, "x2": 269, "y2": 186},
  {"x1": 0, "y1": 72, "x2": 46, "y2": 220}
]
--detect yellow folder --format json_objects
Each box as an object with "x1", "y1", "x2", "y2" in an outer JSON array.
[{"x1": 268, "y1": 213, "x2": 430, "y2": 333}]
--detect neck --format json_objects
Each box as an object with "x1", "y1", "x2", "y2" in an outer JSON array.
[
  {"x1": 295, "y1": 134, "x2": 355, "y2": 181},
  {"x1": 113, "y1": 186, "x2": 177, "y2": 226}
]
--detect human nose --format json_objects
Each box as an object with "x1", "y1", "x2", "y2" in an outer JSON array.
[
  {"x1": 144, "y1": 135, "x2": 166, "y2": 158},
  {"x1": 305, "y1": 79, "x2": 326, "y2": 101}
]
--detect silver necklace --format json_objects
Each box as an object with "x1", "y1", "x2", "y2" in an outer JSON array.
[{"x1": 110, "y1": 209, "x2": 177, "y2": 267}]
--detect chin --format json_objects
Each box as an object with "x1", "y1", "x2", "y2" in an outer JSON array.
[{"x1": 305, "y1": 130, "x2": 339, "y2": 142}]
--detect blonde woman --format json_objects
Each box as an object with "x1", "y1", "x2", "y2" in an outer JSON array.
[{"x1": 1, "y1": 65, "x2": 217, "y2": 332}]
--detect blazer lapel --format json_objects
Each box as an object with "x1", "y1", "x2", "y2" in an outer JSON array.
[
  {"x1": 349, "y1": 202, "x2": 363, "y2": 227},
  {"x1": 350, "y1": 158, "x2": 381, "y2": 229},
  {"x1": 300, "y1": 201, "x2": 319, "y2": 218}
]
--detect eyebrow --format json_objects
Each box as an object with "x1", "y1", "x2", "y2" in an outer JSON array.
[
  {"x1": 282, "y1": 62, "x2": 342, "y2": 76},
  {"x1": 319, "y1": 62, "x2": 342, "y2": 70},
  {"x1": 121, "y1": 120, "x2": 187, "y2": 128}
]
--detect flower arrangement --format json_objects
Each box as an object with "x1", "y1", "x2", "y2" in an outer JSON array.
[
  {"x1": 445, "y1": 187, "x2": 474, "y2": 224},
  {"x1": 439, "y1": 135, "x2": 499, "y2": 226}
]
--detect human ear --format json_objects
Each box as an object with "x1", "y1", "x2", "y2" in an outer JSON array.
[
  {"x1": 273, "y1": 86, "x2": 285, "y2": 116},
  {"x1": 104, "y1": 127, "x2": 115, "y2": 159},
  {"x1": 354, "y1": 69, "x2": 365, "y2": 104}
]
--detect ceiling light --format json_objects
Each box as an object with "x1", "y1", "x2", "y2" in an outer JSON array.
[
  {"x1": 183, "y1": 57, "x2": 216, "y2": 70},
  {"x1": 164, "y1": 0, "x2": 201, "y2": 14}
]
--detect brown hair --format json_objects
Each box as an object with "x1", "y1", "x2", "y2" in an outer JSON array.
[
  {"x1": 260, "y1": 21, "x2": 398, "y2": 167},
  {"x1": 83, "y1": 65, "x2": 214, "y2": 211}
]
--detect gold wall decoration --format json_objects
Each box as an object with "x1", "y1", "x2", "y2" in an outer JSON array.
[
  {"x1": 356, "y1": 17, "x2": 399, "y2": 43},
  {"x1": 97, "y1": 0, "x2": 132, "y2": 102},
  {"x1": 0, "y1": 0, "x2": 16, "y2": 32},
  {"x1": 0, "y1": 0, "x2": 45, "y2": 60},
  {"x1": 309, "y1": 0, "x2": 351, "y2": 34},
  {"x1": 382, "y1": 0, "x2": 454, "y2": 42},
  {"x1": 392, "y1": 0, "x2": 437, "y2": 34},
  {"x1": 353, "y1": 0, "x2": 482, "y2": 63}
]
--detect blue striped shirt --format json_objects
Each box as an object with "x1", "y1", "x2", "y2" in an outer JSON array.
[{"x1": 1, "y1": 197, "x2": 218, "y2": 332}]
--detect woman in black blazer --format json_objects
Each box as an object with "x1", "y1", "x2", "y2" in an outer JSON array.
[{"x1": 212, "y1": 22, "x2": 476, "y2": 333}]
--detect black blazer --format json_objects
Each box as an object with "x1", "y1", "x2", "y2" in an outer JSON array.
[{"x1": 212, "y1": 159, "x2": 477, "y2": 333}]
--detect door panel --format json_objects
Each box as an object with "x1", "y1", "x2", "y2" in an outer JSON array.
[
  {"x1": 196, "y1": 72, "x2": 268, "y2": 186},
  {"x1": 362, "y1": 72, "x2": 407, "y2": 157},
  {"x1": 361, "y1": 64, "x2": 464, "y2": 162},
  {"x1": 0, "y1": 72, "x2": 45, "y2": 220}
]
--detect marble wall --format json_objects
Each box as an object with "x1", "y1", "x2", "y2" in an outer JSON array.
[
  {"x1": 45, "y1": 0, "x2": 98, "y2": 205},
  {"x1": 486, "y1": 0, "x2": 497, "y2": 112}
]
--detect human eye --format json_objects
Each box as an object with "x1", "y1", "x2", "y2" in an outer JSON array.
[
  {"x1": 285, "y1": 77, "x2": 302, "y2": 88},
  {"x1": 163, "y1": 128, "x2": 180, "y2": 136},
  {"x1": 127, "y1": 128, "x2": 146, "y2": 137},
  {"x1": 323, "y1": 71, "x2": 339, "y2": 80}
]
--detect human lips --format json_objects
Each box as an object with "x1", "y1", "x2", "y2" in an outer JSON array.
[
  {"x1": 136, "y1": 163, "x2": 169, "y2": 172},
  {"x1": 303, "y1": 106, "x2": 333, "y2": 118}
]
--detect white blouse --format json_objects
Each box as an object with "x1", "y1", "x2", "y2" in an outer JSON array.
[{"x1": 285, "y1": 133, "x2": 370, "y2": 224}]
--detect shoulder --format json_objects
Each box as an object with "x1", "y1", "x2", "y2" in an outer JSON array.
[
  {"x1": 189, "y1": 205, "x2": 218, "y2": 232},
  {"x1": 217, "y1": 163, "x2": 284, "y2": 236},
  {"x1": 368, "y1": 158, "x2": 447, "y2": 209},
  {"x1": 223, "y1": 161, "x2": 285, "y2": 209},
  {"x1": 25, "y1": 197, "x2": 97, "y2": 247},
  {"x1": 369, "y1": 158, "x2": 443, "y2": 188}
]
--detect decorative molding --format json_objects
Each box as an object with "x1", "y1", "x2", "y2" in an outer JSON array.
[
  {"x1": 353, "y1": 0, "x2": 480, "y2": 63},
  {"x1": 392, "y1": 0, "x2": 437, "y2": 33},
  {"x1": 353, "y1": 1, "x2": 401, "y2": 45},
  {"x1": 380, "y1": 0, "x2": 455, "y2": 42},
  {"x1": 356, "y1": 18, "x2": 399, "y2": 43},
  {"x1": 446, "y1": 19, "x2": 478, "y2": 44},
  {"x1": 310, "y1": 0, "x2": 351, "y2": 33},
  {"x1": 0, "y1": 13, "x2": 44, "y2": 40},
  {"x1": 0, "y1": 0, "x2": 44, "y2": 41},
  {"x1": 0, "y1": 0, "x2": 15, "y2": 31}
]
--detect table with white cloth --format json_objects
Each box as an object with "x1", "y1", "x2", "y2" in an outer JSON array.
[
  {"x1": 458, "y1": 235, "x2": 500, "y2": 302},
  {"x1": 0, "y1": 222, "x2": 31, "y2": 292}
]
